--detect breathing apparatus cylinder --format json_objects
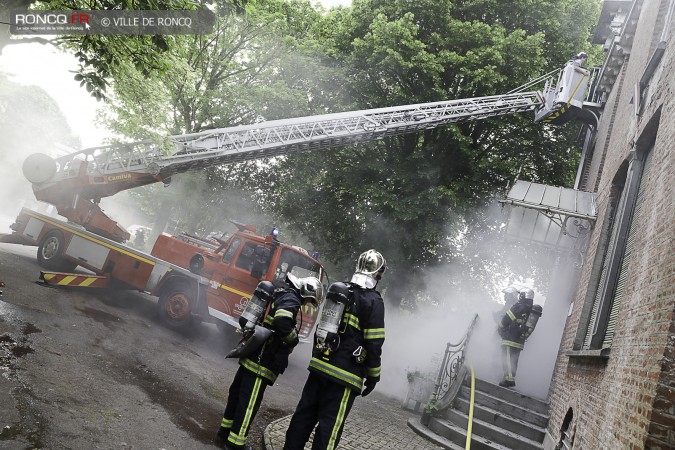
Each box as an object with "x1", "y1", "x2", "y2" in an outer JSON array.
[
  {"x1": 523, "y1": 304, "x2": 543, "y2": 339},
  {"x1": 314, "y1": 282, "x2": 352, "y2": 359},
  {"x1": 239, "y1": 281, "x2": 275, "y2": 330}
]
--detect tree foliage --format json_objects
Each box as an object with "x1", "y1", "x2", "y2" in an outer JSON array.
[
  {"x1": 101, "y1": 0, "x2": 328, "y2": 237},
  {"x1": 239, "y1": 0, "x2": 600, "y2": 304},
  {"x1": 102, "y1": 0, "x2": 601, "y2": 307}
]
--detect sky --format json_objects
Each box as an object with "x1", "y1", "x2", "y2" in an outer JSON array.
[{"x1": 0, "y1": 0, "x2": 352, "y2": 148}]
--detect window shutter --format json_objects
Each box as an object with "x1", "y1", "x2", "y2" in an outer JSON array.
[
  {"x1": 583, "y1": 197, "x2": 621, "y2": 348},
  {"x1": 602, "y1": 150, "x2": 653, "y2": 347}
]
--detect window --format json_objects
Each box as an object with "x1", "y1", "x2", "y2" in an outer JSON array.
[
  {"x1": 222, "y1": 237, "x2": 241, "y2": 264},
  {"x1": 234, "y1": 242, "x2": 257, "y2": 271},
  {"x1": 578, "y1": 147, "x2": 652, "y2": 351},
  {"x1": 273, "y1": 248, "x2": 325, "y2": 284}
]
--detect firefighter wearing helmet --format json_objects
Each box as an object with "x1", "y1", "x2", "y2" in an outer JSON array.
[
  {"x1": 493, "y1": 286, "x2": 520, "y2": 324},
  {"x1": 215, "y1": 274, "x2": 324, "y2": 450},
  {"x1": 284, "y1": 250, "x2": 386, "y2": 450},
  {"x1": 497, "y1": 288, "x2": 543, "y2": 388}
]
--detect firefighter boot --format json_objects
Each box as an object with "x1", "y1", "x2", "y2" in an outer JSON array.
[{"x1": 213, "y1": 429, "x2": 229, "y2": 448}]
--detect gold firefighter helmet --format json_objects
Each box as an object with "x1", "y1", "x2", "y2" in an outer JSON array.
[{"x1": 351, "y1": 249, "x2": 386, "y2": 289}]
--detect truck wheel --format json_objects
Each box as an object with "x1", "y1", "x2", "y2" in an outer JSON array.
[
  {"x1": 37, "y1": 230, "x2": 77, "y2": 272},
  {"x1": 158, "y1": 284, "x2": 194, "y2": 331}
]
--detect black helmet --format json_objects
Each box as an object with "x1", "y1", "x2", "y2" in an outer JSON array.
[{"x1": 326, "y1": 282, "x2": 351, "y2": 305}]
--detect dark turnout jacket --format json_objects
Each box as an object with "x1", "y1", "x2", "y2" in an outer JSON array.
[
  {"x1": 240, "y1": 289, "x2": 301, "y2": 385},
  {"x1": 498, "y1": 298, "x2": 534, "y2": 349},
  {"x1": 309, "y1": 287, "x2": 385, "y2": 392}
]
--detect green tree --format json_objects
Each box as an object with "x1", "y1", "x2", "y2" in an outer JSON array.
[
  {"x1": 242, "y1": 0, "x2": 600, "y2": 306},
  {"x1": 100, "y1": 0, "x2": 328, "y2": 237}
]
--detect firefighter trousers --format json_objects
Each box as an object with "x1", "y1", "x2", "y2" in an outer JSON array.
[
  {"x1": 219, "y1": 366, "x2": 268, "y2": 449},
  {"x1": 501, "y1": 345, "x2": 522, "y2": 385},
  {"x1": 283, "y1": 371, "x2": 358, "y2": 450}
]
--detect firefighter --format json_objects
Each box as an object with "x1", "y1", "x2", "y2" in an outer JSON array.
[
  {"x1": 570, "y1": 51, "x2": 588, "y2": 67},
  {"x1": 492, "y1": 286, "x2": 520, "y2": 324},
  {"x1": 497, "y1": 288, "x2": 543, "y2": 387},
  {"x1": 214, "y1": 275, "x2": 324, "y2": 450},
  {"x1": 283, "y1": 249, "x2": 386, "y2": 450}
]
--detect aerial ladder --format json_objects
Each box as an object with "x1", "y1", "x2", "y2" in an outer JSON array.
[{"x1": 21, "y1": 58, "x2": 598, "y2": 243}]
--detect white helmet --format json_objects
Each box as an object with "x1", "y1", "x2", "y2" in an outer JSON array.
[
  {"x1": 502, "y1": 286, "x2": 519, "y2": 302},
  {"x1": 351, "y1": 249, "x2": 386, "y2": 289}
]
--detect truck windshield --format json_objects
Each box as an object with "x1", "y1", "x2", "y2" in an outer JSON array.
[{"x1": 274, "y1": 248, "x2": 327, "y2": 285}]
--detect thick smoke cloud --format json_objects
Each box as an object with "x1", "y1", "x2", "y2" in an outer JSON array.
[{"x1": 377, "y1": 205, "x2": 580, "y2": 403}]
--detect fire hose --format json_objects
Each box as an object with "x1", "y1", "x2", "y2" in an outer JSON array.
[{"x1": 464, "y1": 366, "x2": 476, "y2": 450}]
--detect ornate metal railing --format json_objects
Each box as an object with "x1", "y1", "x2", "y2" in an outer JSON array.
[{"x1": 422, "y1": 313, "x2": 480, "y2": 423}]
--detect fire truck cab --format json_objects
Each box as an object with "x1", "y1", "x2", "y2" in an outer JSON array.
[{"x1": 150, "y1": 224, "x2": 327, "y2": 340}]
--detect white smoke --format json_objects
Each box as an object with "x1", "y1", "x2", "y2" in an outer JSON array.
[{"x1": 377, "y1": 205, "x2": 580, "y2": 404}]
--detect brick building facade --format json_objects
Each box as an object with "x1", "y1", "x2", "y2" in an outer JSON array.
[{"x1": 544, "y1": 1, "x2": 675, "y2": 449}]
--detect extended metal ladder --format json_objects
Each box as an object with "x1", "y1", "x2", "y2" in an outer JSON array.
[{"x1": 48, "y1": 91, "x2": 544, "y2": 185}]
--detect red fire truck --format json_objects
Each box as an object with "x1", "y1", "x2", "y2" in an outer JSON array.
[{"x1": 2, "y1": 59, "x2": 592, "y2": 335}]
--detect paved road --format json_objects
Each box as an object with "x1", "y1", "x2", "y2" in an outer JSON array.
[
  {"x1": 0, "y1": 242, "x2": 434, "y2": 450},
  {"x1": 0, "y1": 242, "x2": 292, "y2": 449}
]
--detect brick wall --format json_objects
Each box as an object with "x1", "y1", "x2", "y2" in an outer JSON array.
[{"x1": 547, "y1": 1, "x2": 675, "y2": 449}]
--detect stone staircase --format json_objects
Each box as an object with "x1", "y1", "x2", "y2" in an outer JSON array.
[{"x1": 408, "y1": 377, "x2": 549, "y2": 450}]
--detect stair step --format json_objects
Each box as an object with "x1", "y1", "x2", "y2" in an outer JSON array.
[
  {"x1": 469, "y1": 378, "x2": 549, "y2": 415},
  {"x1": 445, "y1": 408, "x2": 544, "y2": 450},
  {"x1": 455, "y1": 397, "x2": 546, "y2": 443},
  {"x1": 408, "y1": 417, "x2": 464, "y2": 450},
  {"x1": 458, "y1": 386, "x2": 549, "y2": 428},
  {"x1": 426, "y1": 416, "x2": 518, "y2": 450}
]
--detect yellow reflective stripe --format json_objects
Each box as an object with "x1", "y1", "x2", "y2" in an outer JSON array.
[
  {"x1": 327, "y1": 387, "x2": 351, "y2": 450},
  {"x1": 309, "y1": 358, "x2": 363, "y2": 390},
  {"x1": 343, "y1": 313, "x2": 360, "y2": 330},
  {"x1": 228, "y1": 431, "x2": 247, "y2": 446},
  {"x1": 363, "y1": 328, "x2": 384, "y2": 339},
  {"x1": 25, "y1": 210, "x2": 156, "y2": 266},
  {"x1": 221, "y1": 418, "x2": 233, "y2": 428},
  {"x1": 239, "y1": 377, "x2": 262, "y2": 442},
  {"x1": 264, "y1": 315, "x2": 274, "y2": 325},
  {"x1": 240, "y1": 358, "x2": 277, "y2": 383},
  {"x1": 502, "y1": 340, "x2": 524, "y2": 349},
  {"x1": 366, "y1": 366, "x2": 381, "y2": 377},
  {"x1": 506, "y1": 310, "x2": 516, "y2": 321},
  {"x1": 218, "y1": 283, "x2": 251, "y2": 298},
  {"x1": 275, "y1": 309, "x2": 293, "y2": 319}
]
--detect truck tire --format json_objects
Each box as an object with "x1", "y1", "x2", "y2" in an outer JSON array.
[
  {"x1": 37, "y1": 230, "x2": 77, "y2": 272},
  {"x1": 158, "y1": 283, "x2": 194, "y2": 331}
]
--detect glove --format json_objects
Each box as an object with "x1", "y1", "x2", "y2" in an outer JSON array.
[
  {"x1": 280, "y1": 329, "x2": 299, "y2": 348},
  {"x1": 361, "y1": 377, "x2": 377, "y2": 397}
]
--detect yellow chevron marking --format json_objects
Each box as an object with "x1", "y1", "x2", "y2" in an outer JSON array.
[
  {"x1": 43, "y1": 273, "x2": 55, "y2": 280},
  {"x1": 58, "y1": 276, "x2": 77, "y2": 285},
  {"x1": 79, "y1": 277, "x2": 98, "y2": 287}
]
